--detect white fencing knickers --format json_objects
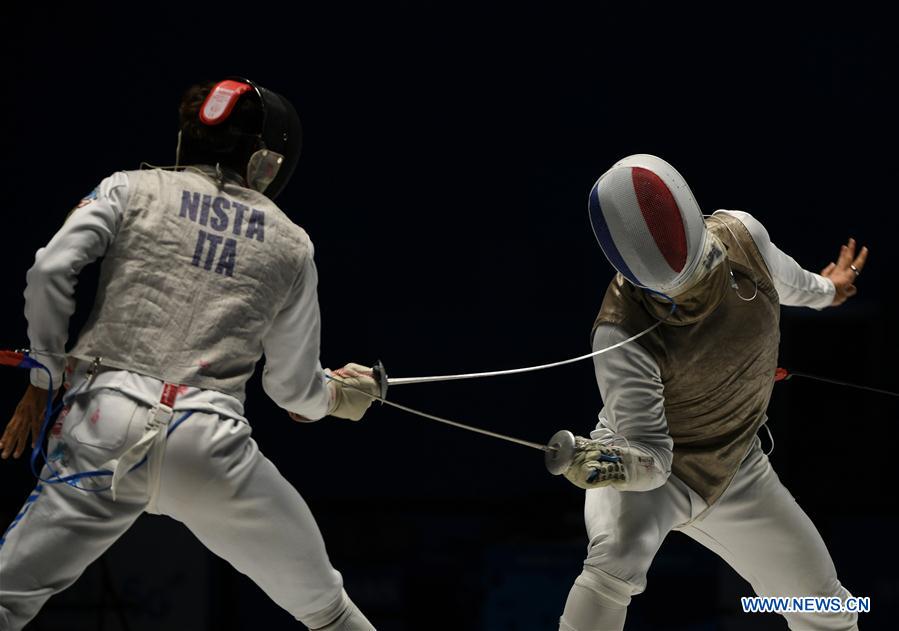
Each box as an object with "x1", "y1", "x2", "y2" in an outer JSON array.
[
  {"x1": 559, "y1": 439, "x2": 858, "y2": 631},
  {"x1": 0, "y1": 384, "x2": 371, "y2": 630}
]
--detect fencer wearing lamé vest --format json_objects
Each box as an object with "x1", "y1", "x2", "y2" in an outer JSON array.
[
  {"x1": 593, "y1": 213, "x2": 779, "y2": 505},
  {"x1": 70, "y1": 166, "x2": 309, "y2": 402}
]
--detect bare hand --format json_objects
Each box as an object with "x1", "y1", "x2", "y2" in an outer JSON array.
[
  {"x1": 1, "y1": 384, "x2": 52, "y2": 459},
  {"x1": 820, "y1": 238, "x2": 868, "y2": 306}
]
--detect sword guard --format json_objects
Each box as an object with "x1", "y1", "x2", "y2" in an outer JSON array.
[
  {"x1": 372, "y1": 360, "x2": 388, "y2": 402},
  {"x1": 545, "y1": 429, "x2": 576, "y2": 475}
]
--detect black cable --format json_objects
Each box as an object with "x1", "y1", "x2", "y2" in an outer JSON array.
[{"x1": 782, "y1": 370, "x2": 899, "y2": 398}]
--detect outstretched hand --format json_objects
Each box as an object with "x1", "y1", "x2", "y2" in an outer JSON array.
[
  {"x1": 820, "y1": 238, "x2": 868, "y2": 306},
  {"x1": 1, "y1": 384, "x2": 51, "y2": 460}
]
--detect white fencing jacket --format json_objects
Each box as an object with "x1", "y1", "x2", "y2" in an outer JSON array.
[{"x1": 24, "y1": 167, "x2": 332, "y2": 421}]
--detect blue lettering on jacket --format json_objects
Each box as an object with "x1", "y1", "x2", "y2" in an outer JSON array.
[
  {"x1": 211, "y1": 197, "x2": 230, "y2": 232},
  {"x1": 246, "y1": 209, "x2": 265, "y2": 242},
  {"x1": 202, "y1": 233, "x2": 223, "y2": 271},
  {"x1": 191, "y1": 230, "x2": 206, "y2": 267},
  {"x1": 232, "y1": 202, "x2": 248, "y2": 236},
  {"x1": 191, "y1": 230, "x2": 225, "y2": 276},
  {"x1": 216, "y1": 239, "x2": 237, "y2": 277},
  {"x1": 179, "y1": 190, "x2": 266, "y2": 239},
  {"x1": 180, "y1": 190, "x2": 269, "y2": 277},
  {"x1": 180, "y1": 191, "x2": 200, "y2": 221},
  {"x1": 199, "y1": 195, "x2": 212, "y2": 227}
]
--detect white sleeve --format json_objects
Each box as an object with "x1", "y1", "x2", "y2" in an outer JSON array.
[
  {"x1": 590, "y1": 323, "x2": 672, "y2": 491},
  {"x1": 261, "y1": 252, "x2": 332, "y2": 420},
  {"x1": 25, "y1": 172, "x2": 128, "y2": 389},
  {"x1": 715, "y1": 210, "x2": 835, "y2": 310}
]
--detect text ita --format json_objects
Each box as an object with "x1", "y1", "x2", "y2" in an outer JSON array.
[{"x1": 179, "y1": 190, "x2": 267, "y2": 277}]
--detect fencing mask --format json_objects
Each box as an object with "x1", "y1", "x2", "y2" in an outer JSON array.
[
  {"x1": 588, "y1": 154, "x2": 723, "y2": 296},
  {"x1": 181, "y1": 77, "x2": 302, "y2": 199}
]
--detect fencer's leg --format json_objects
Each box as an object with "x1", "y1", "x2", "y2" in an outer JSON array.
[
  {"x1": 559, "y1": 475, "x2": 699, "y2": 631},
  {"x1": 681, "y1": 441, "x2": 858, "y2": 631},
  {"x1": 0, "y1": 392, "x2": 150, "y2": 630},
  {"x1": 559, "y1": 566, "x2": 631, "y2": 631},
  {"x1": 155, "y1": 413, "x2": 373, "y2": 629}
]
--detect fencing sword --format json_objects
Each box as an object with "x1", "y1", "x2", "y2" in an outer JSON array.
[
  {"x1": 345, "y1": 366, "x2": 578, "y2": 475},
  {"x1": 375, "y1": 358, "x2": 899, "y2": 400},
  {"x1": 369, "y1": 317, "x2": 669, "y2": 395},
  {"x1": 364, "y1": 358, "x2": 899, "y2": 477}
]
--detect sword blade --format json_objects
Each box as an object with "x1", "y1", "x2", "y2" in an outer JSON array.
[
  {"x1": 329, "y1": 375, "x2": 551, "y2": 452},
  {"x1": 377, "y1": 396, "x2": 551, "y2": 452}
]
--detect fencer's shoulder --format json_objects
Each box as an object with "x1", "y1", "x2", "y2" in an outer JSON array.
[
  {"x1": 257, "y1": 203, "x2": 315, "y2": 261},
  {"x1": 711, "y1": 210, "x2": 778, "y2": 260},
  {"x1": 594, "y1": 274, "x2": 653, "y2": 332},
  {"x1": 117, "y1": 167, "x2": 192, "y2": 195},
  {"x1": 83, "y1": 170, "x2": 131, "y2": 195},
  {"x1": 100, "y1": 170, "x2": 132, "y2": 186},
  {"x1": 72, "y1": 171, "x2": 131, "y2": 209},
  {"x1": 287, "y1": 221, "x2": 313, "y2": 246},
  {"x1": 119, "y1": 167, "x2": 165, "y2": 184},
  {"x1": 602, "y1": 273, "x2": 640, "y2": 307},
  {"x1": 123, "y1": 166, "x2": 226, "y2": 190},
  {"x1": 711, "y1": 209, "x2": 770, "y2": 239}
]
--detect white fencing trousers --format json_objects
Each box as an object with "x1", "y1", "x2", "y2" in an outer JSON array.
[
  {"x1": 0, "y1": 388, "x2": 370, "y2": 631},
  {"x1": 559, "y1": 439, "x2": 858, "y2": 631}
]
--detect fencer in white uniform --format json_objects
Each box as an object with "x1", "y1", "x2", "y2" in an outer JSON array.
[
  {"x1": 0, "y1": 78, "x2": 378, "y2": 631},
  {"x1": 559, "y1": 155, "x2": 867, "y2": 630}
]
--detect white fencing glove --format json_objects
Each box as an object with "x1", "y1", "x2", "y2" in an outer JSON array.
[
  {"x1": 326, "y1": 363, "x2": 380, "y2": 421},
  {"x1": 563, "y1": 436, "x2": 661, "y2": 491}
]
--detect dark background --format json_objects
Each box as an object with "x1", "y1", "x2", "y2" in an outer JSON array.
[{"x1": 2, "y1": 5, "x2": 896, "y2": 630}]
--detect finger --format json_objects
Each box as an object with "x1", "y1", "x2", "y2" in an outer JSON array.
[
  {"x1": 836, "y1": 243, "x2": 853, "y2": 268},
  {"x1": 820, "y1": 262, "x2": 836, "y2": 276},
  {"x1": 15, "y1": 420, "x2": 32, "y2": 458},
  {"x1": 30, "y1": 414, "x2": 43, "y2": 448},
  {"x1": 845, "y1": 284, "x2": 857, "y2": 297},
  {"x1": 852, "y1": 246, "x2": 868, "y2": 272},
  {"x1": 1, "y1": 422, "x2": 18, "y2": 459},
  {"x1": 9, "y1": 429, "x2": 25, "y2": 459}
]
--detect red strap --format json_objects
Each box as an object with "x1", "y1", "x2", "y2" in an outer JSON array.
[
  {"x1": 160, "y1": 383, "x2": 180, "y2": 408},
  {"x1": 0, "y1": 351, "x2": 26, "y2": 367},
  {"x1": 774, "y1": 367, "x2": 790, "y2": 382},
  {"x1": 199, "y1": 80, "x2": 253, "y2": 125}
]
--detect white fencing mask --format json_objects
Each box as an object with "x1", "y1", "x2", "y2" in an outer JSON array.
[{"x1": 588, "y1": 154, "x2": 723, "y2": 296}]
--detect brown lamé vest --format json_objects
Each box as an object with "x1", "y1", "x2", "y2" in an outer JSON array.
[{"x1": 593, "y1": 213, "x2": 780, "y2": 505}]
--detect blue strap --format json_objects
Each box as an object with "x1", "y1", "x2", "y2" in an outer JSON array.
[{"x1": 16, "y1": 357, "x2": 195, "y2": 493}]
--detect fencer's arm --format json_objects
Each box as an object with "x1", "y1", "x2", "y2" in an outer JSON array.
[
  {"x1": 24, "y1": 173, "x2": 128, "y2": 389},
  {"x1": 591, "y1": 324, "x2": 673, "y2": 491},
  {"x1": 715, "y1": 210, "x2": 835, "y2": 309},
  {"x1": 261, "y1": 250, "x2": 332, "y2": 421}
]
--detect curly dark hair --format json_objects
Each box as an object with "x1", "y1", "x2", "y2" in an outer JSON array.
[{"x1": 177, "y1": 80, "x2": 264, "y2": 176}]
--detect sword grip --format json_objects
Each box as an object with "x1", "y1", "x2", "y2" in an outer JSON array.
[{"x1": 372, "y1": 360, "x2": 388, "y2": 402}]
